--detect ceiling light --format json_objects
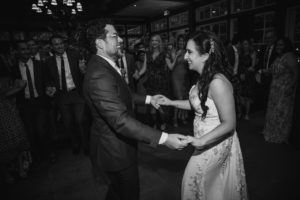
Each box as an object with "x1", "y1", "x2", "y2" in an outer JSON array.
[
  {"x1": 51, "y1": 0, "x2": 57, "y2": 6},
  {"x1": 47, "y1": 9, "x2": 52, "y2": 15},
  {"x1": 38, "y1": 0, "x2": 44, "y2": 6},
  {"x1": 32, "y1": 0, "x2": 83, "y2": 17},
  {"x1": 32, "y1": 3, "x2": 38, "y2": 10}
]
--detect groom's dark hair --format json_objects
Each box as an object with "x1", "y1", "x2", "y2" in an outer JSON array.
[{"x1": 86, "y1": 18, "x2": 113, "y2": 53}]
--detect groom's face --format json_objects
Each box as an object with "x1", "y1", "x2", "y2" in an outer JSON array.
[{"x1": 102, "y1": 24, "x2": 123, "y2": 61}]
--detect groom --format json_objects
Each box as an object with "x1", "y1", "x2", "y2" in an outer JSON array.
[{"x1": 83, "y1": 19, "x2": 188, "y2": 200}]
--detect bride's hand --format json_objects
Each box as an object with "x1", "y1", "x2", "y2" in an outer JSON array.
[
  {"x1": 189, "y1": 137, "x2": 207, "y2": 149},
  {"x1": 157, "y1": 95, "x2": 172, "y2": 106}
]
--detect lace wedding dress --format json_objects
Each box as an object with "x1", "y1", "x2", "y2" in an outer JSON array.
[{"x1": 181, "y1": 84, "x2": 248, "y2": 200}]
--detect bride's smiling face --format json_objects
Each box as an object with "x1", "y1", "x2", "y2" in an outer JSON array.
[{"x1": 184, "y1": 39, "x2": 208, "y2": 74}]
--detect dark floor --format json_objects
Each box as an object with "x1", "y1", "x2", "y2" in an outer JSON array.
[{"x1": 2, "y1": 111, "x2": 300, "y2": 200}]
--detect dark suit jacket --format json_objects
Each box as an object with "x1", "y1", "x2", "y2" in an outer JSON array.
[
  {"x1": 12, "y1": 59, "x2": 47, "y2": 104},
  {"x1": 45, "y1": 50, "x2": 84, "y2": 103},
  {"x1": 260, "y1": 44, "x2": 277, "y2": 85},
  {"x1": 45, "y1": 50, "x2": 83, "y2": 92},
  {"x1": 264, "y1": 44, "x2": 277, "y2": 70},
  {"x1": 83, "y1": 55, "x2": 162, "y2": 171}
]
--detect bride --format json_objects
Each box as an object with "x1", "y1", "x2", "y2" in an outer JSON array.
[{"x1": 158, "y1": 31, "x2": 248, "y2": 200}]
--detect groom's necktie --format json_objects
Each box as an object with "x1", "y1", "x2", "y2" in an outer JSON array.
[{"x1": 117, "y1": 58, "x2": 126, "y2": 80}]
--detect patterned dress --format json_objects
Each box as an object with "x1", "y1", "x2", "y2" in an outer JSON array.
[
  {"x1": 0, "y1": 72, "x2": 29, "y2": 163},
  {"x1": 181, "y1": 84, "x2": 248, "y2": 200},
  {"x1": 144, "y1": 52, "x2": 170, "y2": 96},
  {"x1": 0, "y1": 95, "x2": 29, "y2": 163},
  {"x1": 263, "y1": 52, "x2": 298, "y2": 143}
]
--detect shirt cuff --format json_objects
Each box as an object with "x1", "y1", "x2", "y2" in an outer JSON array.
[
  {"x1": 145, "y1": 95, "x2": 151, "y2": 104},
  {"x1": 158, "y1": 132, "x2": 168, "y2": 144}
]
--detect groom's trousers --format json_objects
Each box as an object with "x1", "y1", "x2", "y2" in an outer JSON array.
[{"x1": 105, "y1": 164, "x2": 139, "y2": 200}]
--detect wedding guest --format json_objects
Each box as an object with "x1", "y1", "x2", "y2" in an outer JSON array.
[
  {"x1": 256, "y1": 30, "x2": 278, "y2": 110},
  {"x1": 45, "y1": 34, "x2": 88, "y2": 155},
  {"x1": 238, "y1": 38, "x2": 257, "y2": 120},
  {"x1": 141, "y1": 34, "x2": 171, "y2": 130},
  {"x1": 27, "y1": 39, "x2": 42, "y2": 61},
  {"x1": 12, "y1": 41, "x2": 50, "y2": 161},
  {"x1": 263, "y1": 37, "x2": 298, "y2": 143},
  {"x1": 0, "y1": 62, "x2": 31, "y2": 184},
  {"x1": 158, "y1": 30, "x2": 248, "y2": 200},
  {"x1": 226, "y1": 36, "x2": 242, "y2": 119},
  {"x1": 169, "y1": 35, "x2": 189, "y2": 127}
]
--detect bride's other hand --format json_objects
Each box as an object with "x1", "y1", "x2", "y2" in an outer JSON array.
[{"x1": 157, "y1": 95, "x2": 172, "y2": 106}]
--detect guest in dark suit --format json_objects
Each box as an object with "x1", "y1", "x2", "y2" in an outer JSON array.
[
  {"x1": 83, "y1": 19, "x2": 188, "y2": 200},
  {"x1": 12, "y1": 41, "x2": 49, "y2": 160},
  {"x1": 226, "y1": 36, "x2": 242, "y2": 118},
  {"x1": 256, "y1": 30, "x2": 278, "y2": 110},
  {"x1": 117, "y1": 40, "x2": 137, "y2": 91},
  {"x1": 45, "y1": 34, "x2": 88, "y2": 155}
]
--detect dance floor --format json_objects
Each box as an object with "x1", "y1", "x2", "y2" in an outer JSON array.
[{"x1": 3, "y1": 111, "x2": 299, "y2": 200}]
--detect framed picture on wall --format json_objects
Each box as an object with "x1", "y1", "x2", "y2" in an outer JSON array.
[
  {"x1": 151, "y1": 18, "x2": 167, "y2": 32},
  {"x1": 12, "y1": 31, "x2": 26, "y2": 40},
  {"x1": 28, "y1": 32, "x2": 53, "y2": 41},
  {"x1": 169, "y1": 11, "x2": 189, "y2": 29},
  {"x1": 0, "y1": 31, "x2": 10, "y2": 41},
  {"x1": 127, "y1": 25, "x2": 142, "y2": 35}
]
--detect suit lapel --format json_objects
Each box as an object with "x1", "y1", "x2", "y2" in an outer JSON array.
[
  {"x1": 97, "y1": 56, "x2": 132, "y2": 101},
  {"x1": 66, "y1": 51, "x2": 75, "y2": 78}
]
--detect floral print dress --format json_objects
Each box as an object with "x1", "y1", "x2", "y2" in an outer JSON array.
[
  {"x1": 181, "y1": 84, "x2": 248, "y2": 200},
  {"x1": 263, "y1": 52, "x2": 298, "y2": 143}
]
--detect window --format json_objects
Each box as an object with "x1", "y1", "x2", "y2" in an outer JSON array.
[
  {"x1": 127, "y1": 25, "x2": 142, "y2": 35},
  {"x1": 254, "y1": 0, "x2": 275, "y2": 8},
  {"x1": 286, "y1": 6, "x2": 300, "y2": 43},
  {"x1": 196, "y1": 0, "x2": 228, "y2": 22},
  {"x1": 169, "y1": 11, "x2": 189, "y2": 29},
  {"x1": 169, "y1": 28, "x2": 189, "y2": 44},
  {"x1": 230, "y1": 19, "x2": 238, "y2": 40},
  {"x1": 151, "y1": 18, "x2": 168, "y2": 32},
  {"x1": 232, "y1": 0, "x2": 275, "y2": 13},
  {"x1": 197, "y1": 21, "x2": 227, "y2": 42},
  {"x1": 253, "y1": 12, "x2": 275, "y2": 45}
]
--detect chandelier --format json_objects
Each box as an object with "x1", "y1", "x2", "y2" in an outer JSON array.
[{"x1": 31, "y1": 0, "x2": 83, "y2": 16}]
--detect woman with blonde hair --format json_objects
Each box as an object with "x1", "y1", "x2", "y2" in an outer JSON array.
[{"x1": 139, "y1": 34, "x2": 171, "y2": 130}]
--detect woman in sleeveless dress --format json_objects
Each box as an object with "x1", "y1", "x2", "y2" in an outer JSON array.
[
  {"x1": 169, "y1": 35, "x2": 190, "y2": 127},
  {"x1": 238, "y1": 38, "x2": 257, "y2": 120},
  {"x1": 263, "y1": 37, "x2": 298, "y2": 143},
  {"x1": 158, "y1": 31, "x2": 248, "y2": 200}
]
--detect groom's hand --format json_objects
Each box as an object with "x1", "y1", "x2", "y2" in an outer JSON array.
[
  {"x1": 163, "y1": 134, "x2": 189, "y2": 150},
  {"x1": 150, "y1": 95, "x2": 164, "y2": 109}
]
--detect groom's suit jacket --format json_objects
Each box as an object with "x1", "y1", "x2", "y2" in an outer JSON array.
[{"x1": 83, "y1": 55, "x2": 162, "y2": 171}]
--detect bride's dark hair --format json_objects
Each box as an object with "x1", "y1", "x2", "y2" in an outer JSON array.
[{"x1": 189, "y1": 31, "x2": 232, "y2": 119}]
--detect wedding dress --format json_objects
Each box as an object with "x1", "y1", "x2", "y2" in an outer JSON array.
[{"x1": 181, "y1": 84, "x2": 248, "y2": 200}]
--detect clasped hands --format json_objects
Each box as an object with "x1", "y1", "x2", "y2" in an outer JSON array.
[
  {"x1": 150, "y1": 95, "x2": 205, "y2": 150},
  {"x1": 150, "y1": 94, "x2": 172, "y2": 109}
]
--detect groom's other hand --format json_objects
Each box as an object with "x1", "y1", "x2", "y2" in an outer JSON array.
[{"x1": 163, "y1": 134, "x2": 189, "y2": 150}]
